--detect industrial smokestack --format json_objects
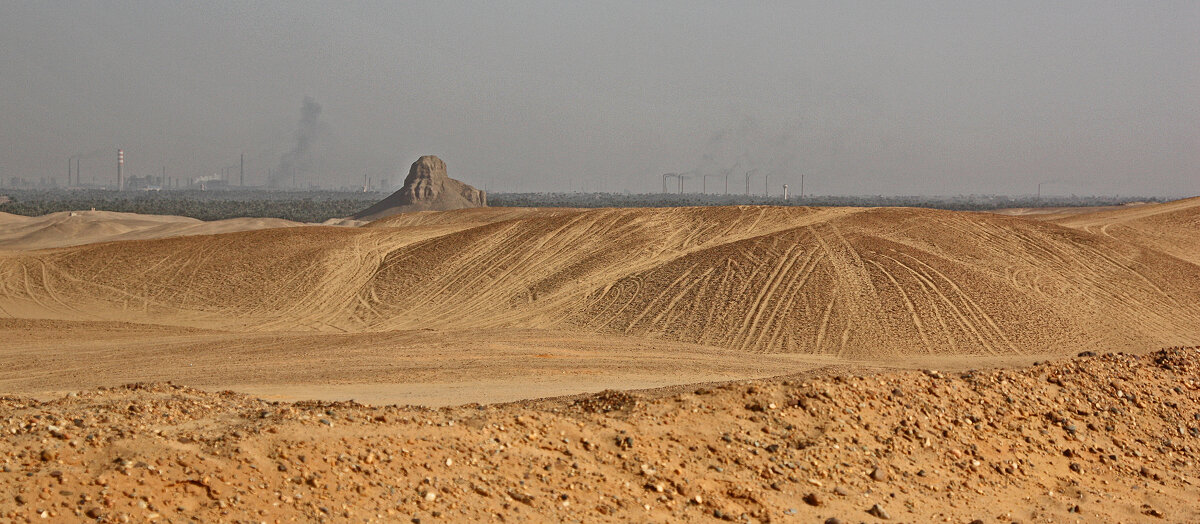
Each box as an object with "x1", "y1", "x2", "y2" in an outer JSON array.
[
  {"x1": 240, "y1": 154, "x2": 244, "y2": 186},
  {"x1": 783, "y1": 184, "x2": 789, "y2": 201},
  {"x1": 117, "y1": 149, "x2": 123, "y2": 191}
]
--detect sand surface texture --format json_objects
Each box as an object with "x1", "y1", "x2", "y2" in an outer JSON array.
[
  {"x1": 0, "y1": 210, "x2": 302, "y2": 251},
  {"x1": 0, "y1": 200, "x2": 1198, "y2": 522},
  {"x1": 0, "y1": 348, "x2": 1196, "y2": 522},
  {"x1": 0, "y1": 201, "x2": 1198, "y2": 404}
]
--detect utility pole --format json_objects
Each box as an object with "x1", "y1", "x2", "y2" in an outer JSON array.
[
  {"x1": 1037, "y1": 182, "x2": 1043, "y2": 202},
  {"x1": 800, "y1": 173, "x2": 805, "y2": 198},
  {"x1": 764, "y1": 173, "x2": 769, "y2": 197}
]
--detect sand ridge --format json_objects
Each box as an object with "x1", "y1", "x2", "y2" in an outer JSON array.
[{"x1": 0, "y1": 210, "x2": 305, "y2": 251}]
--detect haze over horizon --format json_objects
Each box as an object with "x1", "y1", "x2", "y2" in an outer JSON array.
[{"x1": 1, "y1": 2, "x2": 1196, "y2": 196}]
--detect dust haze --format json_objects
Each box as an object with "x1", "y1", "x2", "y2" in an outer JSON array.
[
  {"x1": 2, "y1": 4, "x2": 1200, "y2": 522},
  {"x1": 1, "y1": 2, "x2": 1196, "y2": 194}
]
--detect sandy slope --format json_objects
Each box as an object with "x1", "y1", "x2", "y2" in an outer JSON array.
[
  {"x1": 1, "y1": 206, "x2": 1196, "y2": 350},
  {"x1": 1, "y1": 348, "x2": 1196, "y2": 522},
  {"x1": 0, "y1": 210, "x2": 303, "y2": 251},
  {"x1": 0, "y1": 202, "x2": 1196, "y2": 405},
  {"x1": 1044, "y1": 196, "x2": 1200, "y2": 266}
]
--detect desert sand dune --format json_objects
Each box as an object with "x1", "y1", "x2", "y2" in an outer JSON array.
[
  {"x1": 577, "y1": 207, "x2": 1200, "y2": 356},
  {"x1": 1046, "y1": 196, "x2": 1200, "y2": 265},
  {"x1": 366, "y1": 206, "x2": 580, "y2": 228},
  {"x1": 991, "y1": 201, "x2": 1152, "y2": 220},
  {"x1": 1, "y1": 205, "x2": 1196, "y2": 364},
  {"x1": 0, "y1": 209, "x2": 304, "y2": 251},
  {"x1": 354, "y1": 206, "x2": 1200, "y2": 356}
]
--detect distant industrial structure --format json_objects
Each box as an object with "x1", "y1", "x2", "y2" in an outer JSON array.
[{"x1": 661, "y1": 167, "x2": 794, "y2": 200}]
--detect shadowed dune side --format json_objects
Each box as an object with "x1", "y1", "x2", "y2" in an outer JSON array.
[{"x1": 0, "y1": 205, "x2": 1197, "y2": 357}]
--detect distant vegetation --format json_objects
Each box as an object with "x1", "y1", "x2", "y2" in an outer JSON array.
[
  {"x1": 0, "y1": 189, "x2": 381, "y2": 223},
  {"x1": 488, "y1": 192, "x2": 1162, "y2": 211},
  {"x1": 0, "y1": 188, "x2": 1166, "y2": 221}
]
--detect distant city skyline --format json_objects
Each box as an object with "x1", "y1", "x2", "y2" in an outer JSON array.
[{"x1": 1, "y1": 2, "x2": 1196, "y2": 196}]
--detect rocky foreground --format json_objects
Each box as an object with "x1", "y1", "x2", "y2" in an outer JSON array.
[{"x1": 2, "y1": 349, "x2": 1198, "y2": 523}]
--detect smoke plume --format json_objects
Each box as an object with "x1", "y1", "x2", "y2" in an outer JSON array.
[
  {"x1": 271, "y1": 96, "x2": 330, "y2": 188},
  {"x1": 690, "y1": 117, "x2": 811, "y2": 194}
]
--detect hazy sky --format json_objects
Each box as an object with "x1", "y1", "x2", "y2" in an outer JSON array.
[{"x1": 1, "y1": 2, "x2": 1196, "y2": 196}]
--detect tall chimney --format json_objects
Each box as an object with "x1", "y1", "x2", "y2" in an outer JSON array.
[{"x1": 117, "y1": 149, "x2": 123, "y2": 191}]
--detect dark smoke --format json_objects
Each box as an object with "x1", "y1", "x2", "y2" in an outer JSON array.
[
  {"x1": 271, "y1": 96, "x2": 329, "y2": 188},
  {"x1": 691, "y1": 117, "x2": 809, "y2": 193}
]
